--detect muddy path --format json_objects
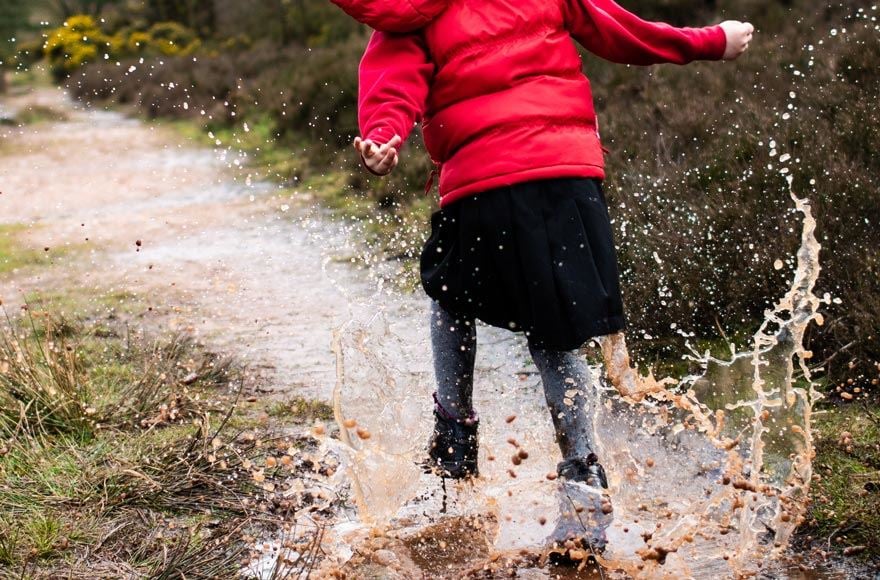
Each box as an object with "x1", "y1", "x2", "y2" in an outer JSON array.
[{"x1": 0, "y1": 87, "x2": 863, "y2": 579}]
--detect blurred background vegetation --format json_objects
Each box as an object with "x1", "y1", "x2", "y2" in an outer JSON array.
[{"x1": 1, "y1": 0, "x2": 878, "y2": 559}]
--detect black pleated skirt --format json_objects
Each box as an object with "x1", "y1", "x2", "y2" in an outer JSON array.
[{"x1": 420, "y1": 177, "x2": 626, "y2": 350}]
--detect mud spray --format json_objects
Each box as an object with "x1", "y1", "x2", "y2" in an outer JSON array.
[{"x1": 312, "y1": 174, "x2": 828, "y2": 579}]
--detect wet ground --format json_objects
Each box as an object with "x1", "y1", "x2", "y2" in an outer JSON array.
[{"x1": 1, "y1": 87, "x2": 873, "y2": 579}]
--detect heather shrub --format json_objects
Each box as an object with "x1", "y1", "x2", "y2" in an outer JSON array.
[{"x1": 590, "y1": 2, "x2": 879, "y2": 386}]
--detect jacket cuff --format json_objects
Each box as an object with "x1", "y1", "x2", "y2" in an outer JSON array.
[
  {"x1": 363, "y1": 125, "x2": 395, "y2": 146},
  {"x1": 697, "y1": 25, "x2": 728, "y2": 61}
]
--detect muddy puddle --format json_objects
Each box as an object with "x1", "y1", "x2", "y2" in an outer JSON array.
[{"x1": 278, "y1": 176, "x2": 855, "y2": 578}]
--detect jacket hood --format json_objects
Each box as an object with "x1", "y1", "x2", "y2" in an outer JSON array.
[{"x1": 331, "y1": 0, "x2": 448, "y2": 32}]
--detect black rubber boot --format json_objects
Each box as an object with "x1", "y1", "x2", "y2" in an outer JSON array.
[
  {"x1": 557, "y1": 453, "x2": 609, "y2": 489},
  {"x1": 548, "y1": 453, "x2": 612, "y2": 555},
  {"x1": 426, "y1": 409, "x2": 479, "y2": 479}
]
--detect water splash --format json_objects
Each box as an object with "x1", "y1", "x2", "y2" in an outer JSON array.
[
  {"x1": 318, "y1": 177, "x2": 826, "y2": 578},
  {"x1": 589, "y1": 176, "x2": 823, "y2": 576}
]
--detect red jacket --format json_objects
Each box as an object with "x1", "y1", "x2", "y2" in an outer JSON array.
[{"x1": 332, "y1": 0, "x2": 727, "y2": 207}]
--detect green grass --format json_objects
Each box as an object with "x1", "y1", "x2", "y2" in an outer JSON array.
[
  {"x1": 799, "y1": 401, "x2": 880, "y2": 560},
  {"x1": 7, "y1": 65, "x2": 52, "y2": 91},
  {"x1": 10, "y1": 103, "x2": 69, "y2": 125},
  {"x1": 0, "y1": 305, "x2": 332, "y2": 576},
  {"x1": 0, "y1": 224, "x2": 50, "y2": 275},
  {"x1": 266, "y1": 395, "x2": 334, "y2": 423}
]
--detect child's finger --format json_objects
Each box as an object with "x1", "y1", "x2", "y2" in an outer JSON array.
[
  {"x1": 377, "y1": 148, "x2": 398, "y2": 172},
  {"x1": 362, "y1": 140, "x2": 378, "y2": 158},
  {"x1": 377, "y1": 149, "x2": 396, "y2": 170},
  {"x1": 376, "y1": 136, "x2": 403, "y2": 159},
  {"x1": 387, "y1": 135, "x2": 403, "y2": 149}
]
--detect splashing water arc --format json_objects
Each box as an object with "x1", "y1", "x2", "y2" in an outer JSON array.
[{"x1": 327, "y1": 176, "x2": 824, "y2": 578}]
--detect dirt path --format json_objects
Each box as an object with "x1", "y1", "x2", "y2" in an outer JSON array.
[{"x1": 1, "y1": 86, "x2": 503, "y2": 401}]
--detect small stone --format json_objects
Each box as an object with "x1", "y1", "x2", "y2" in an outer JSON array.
[{"x1": 373, "y1": 549, "x2": 399, "y2": 566}]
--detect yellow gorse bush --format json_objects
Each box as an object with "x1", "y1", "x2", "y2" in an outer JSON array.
[
  {"x1": 145, "y1": 21, "x2": 202, "y2": 57},
  {"x1": 43, "y1": 15, "x2": 112, "y2": 77},
  {"x1": 43, "y1": 15, "x2": 201, "y2": 78}
]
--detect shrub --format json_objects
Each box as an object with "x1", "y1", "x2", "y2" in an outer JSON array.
[
  {"x1": 146, "y1": 21, "x2": 201, "y2": 56},
  {"x1": 43, "y1": 15, "x2": 202, "y2": 78},
  {"x1": 43, "y1": 15, "x2": 113, "y2": 79}
]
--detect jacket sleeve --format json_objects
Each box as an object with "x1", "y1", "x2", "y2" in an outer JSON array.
[
  {"x1": 562, "y1": 0, "x2": 727, "y2": 65},
  {"x1": 359, "y1": 30, "x2": 434, "y2": 147}
]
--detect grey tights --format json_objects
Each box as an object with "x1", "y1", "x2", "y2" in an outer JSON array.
[{"x1": 430, "y1": 300, "x2": 596, "y2": 460}]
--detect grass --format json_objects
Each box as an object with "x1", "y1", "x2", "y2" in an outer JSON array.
[
  {"x1": 0, "y1": 225, "x2": 51, "y2": 276},
  {"x1": 0, "y1": 304, "x2": 337, "y2": 578},
  {"x1": 266, "y1": 396, "x2": 333, "y2": 423},
  {"x1": 797, "y1": 400, "x2": 880, "y2": 562},
  {"x1": 10, "y1": 103, "x2": 68, "y2": 125}
]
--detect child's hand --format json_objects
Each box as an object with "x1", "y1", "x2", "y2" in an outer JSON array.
[
  {"x1": 354, "y1": 135, "x2": 401, "y2": 176},
  {"x1": 719, "y1": 20, "x2": 754, "y2": 60}
]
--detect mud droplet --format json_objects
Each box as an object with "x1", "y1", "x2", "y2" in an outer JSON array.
[
  {"x1": 646, "y1": 458, "x2": 655, "y2": 468},
  {"x1": 546, "y1": 472, "x2": 558, "y2": 481}
]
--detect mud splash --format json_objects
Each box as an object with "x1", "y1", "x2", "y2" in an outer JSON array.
[
  {"x1": 318, "y1": 176, "x2": 826, "y2": 578},
  {"x1": 589, "y1": 177, "x2": 823, "y2": 576}
]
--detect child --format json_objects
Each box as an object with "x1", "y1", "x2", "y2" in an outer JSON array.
[{"x1": 334, "y1": 0, "x2": 752, "y2": 499}]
